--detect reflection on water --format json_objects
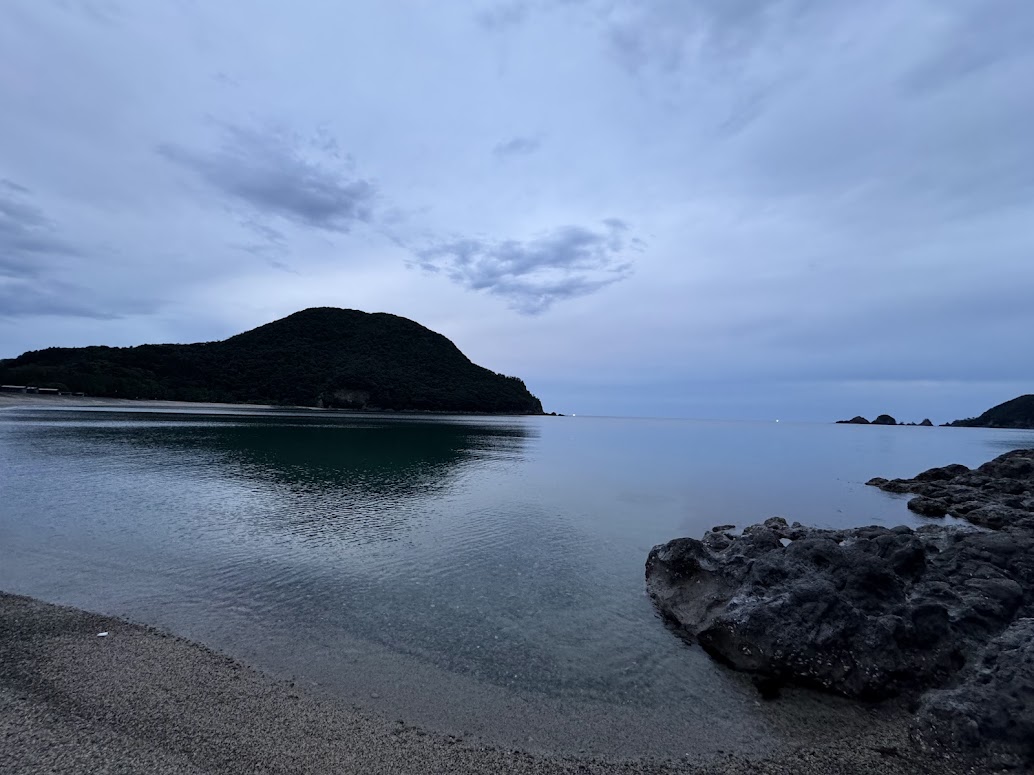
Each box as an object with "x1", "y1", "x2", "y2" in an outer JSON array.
[
  {"x1": 2, "y1": 407, "x2": 1034, "y2": 757},
  {"x1": 4, "y1": 411, "x2": 532, "y2": 549}
]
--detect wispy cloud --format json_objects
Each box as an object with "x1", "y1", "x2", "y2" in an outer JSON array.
[
  {"x1": 475, "y1": 1, "x2": 531, "y2": 30},
  {"x1": 416, "y1": 219, "x2": 636, "y2": 313},
  {"x1": 158, "y1": 124, "x2": 377, "y2": 233},
  {"x1": 53, "y1": 0, "x2": 126, "y2": 26},
  {"x1": 0, "y1": 181, "x2": 154, "y2": 320},
  {"x1": 492, "y1": 135, "x2": 541, "y2": 159},
  {"x1": 0, "y1": 279, "x2": 123, "y2": 320},
  {"x1": 0, "y1": 181, "x2": 77, "y2": 279}
]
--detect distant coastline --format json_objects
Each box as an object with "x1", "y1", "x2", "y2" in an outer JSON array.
[
  {"x1": 834, "y1": 394, "x2": 1034, "y2": 429},
  {"x1": 0, "y1": 393, "x2": 550, "y2": 417},
  {"x1": 0, "y1": 307, "x2": 545, "y2": 415}
]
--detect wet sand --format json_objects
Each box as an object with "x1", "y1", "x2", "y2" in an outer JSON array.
[{"x1": 0, "y1": 593, "x2": 991, "y2": 775}]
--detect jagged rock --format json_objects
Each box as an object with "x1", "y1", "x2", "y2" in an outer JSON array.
[
  {"x1": 919, "y1": 419, "x2": 934, "y2": 426},
  {"x1": 907, "y1": 497, "x2": 948, "y2": 517},
  {"x1": 913, "y1": 463, "x2": 971, "y2": 482},
  {"x1": 647, "y1": 518, "x2": 1033, "y2": 700},
  {"x1": 647, "y1": 449, "x2": 1034, "y2": 766},
  {"x1": 868, "y1": 449, "x2": 1034, "y2": 531}
]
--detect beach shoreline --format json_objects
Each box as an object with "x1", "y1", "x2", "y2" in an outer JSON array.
[
  {"x1": 0, "y1": 592, "x2": 990, "y2": 775},
  {"x1": 0, "y1": 393, "x2": 549, "y2": 416},
  {"x1": 0, "y1": 394, "x2": 282, "y2": 412}
]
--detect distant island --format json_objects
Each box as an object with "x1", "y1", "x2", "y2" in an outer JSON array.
[
  {"x1": 0, "y1": 307, "x2": 544, "y2": 414},
  {"x1": 834, "y1": 394, "x2": 1034, "y2": 429},
  {"x1": 948, "y1": 394, "x2": 1034, "y2": 430},
  {"x1": 835, "y1": 414, "x2": 933, "y2": 426}
]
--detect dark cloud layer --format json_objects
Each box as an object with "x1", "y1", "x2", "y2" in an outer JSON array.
[
  {"x1": 158, "y1": 125, "x2": 377, "y2": 233},
  {"x1": 417, "y1": 220, "x2": 635, "y2": 313}
]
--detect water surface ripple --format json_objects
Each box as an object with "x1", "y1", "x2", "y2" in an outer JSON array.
[{"x1": 3, "y1": 407, "x2": 1033, "y2": 758}]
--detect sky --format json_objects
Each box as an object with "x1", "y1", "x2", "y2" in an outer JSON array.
[{"x1": 1, "y1": 0, "x2": 1031, "y2": 421}]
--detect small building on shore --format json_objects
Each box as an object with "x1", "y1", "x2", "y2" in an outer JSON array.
[{"x1": 1, "y1": 385, "x2": 28, "y2": 393}]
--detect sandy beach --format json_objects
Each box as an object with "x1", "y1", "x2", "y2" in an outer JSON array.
[
  {"x1": 0, "y1": 593, "x2": 994, "y2": 775},
  {"x1": 0, "y1": 394, "x2": 283, "y2": 412}
]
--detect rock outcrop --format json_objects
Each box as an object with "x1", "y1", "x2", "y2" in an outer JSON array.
[
  {"x1": 912, "y1": 617, "x2": 1034, "y2": 769},
  {"x1": 866, "y1": 449, "x2": 1034, "y2": 531},
  {"x1": 835, "y1": 414, "x2": 919, "y2": 426},
  {"x1": 646, "y1": 449, "x2": 1034, "y2": 768}
]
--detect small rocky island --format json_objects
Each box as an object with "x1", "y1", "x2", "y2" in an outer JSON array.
[
  {"x1": 836, "y1": 393, "x2": 1034, "y2": 429},
  {"x1": 835, "y1": 414, "x2": 934, "y2": 426},
  {"x1": 646, "y1": 449, "x2": 1034, "y2": 768}
]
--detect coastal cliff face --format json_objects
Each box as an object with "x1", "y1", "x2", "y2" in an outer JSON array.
[
  {"x1": 0, "y1": 308, "x2": 544, "y2": 414},
  {"x1": 646, "y1": 449, "x2": 1034, "y2": 768}
]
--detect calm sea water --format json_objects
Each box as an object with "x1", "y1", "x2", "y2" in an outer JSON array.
[{"x1": 2, "y1": 407, "x2": 1033, "y2": 757}]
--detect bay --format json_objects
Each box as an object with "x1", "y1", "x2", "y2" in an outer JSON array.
[{"x1": 2, "y1": 407, "x2": 1032, "y2": 758}]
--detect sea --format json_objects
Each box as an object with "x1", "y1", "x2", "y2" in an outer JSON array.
[{"x1": 2, "y1": 406, "x2": 1032, "y2": 758}]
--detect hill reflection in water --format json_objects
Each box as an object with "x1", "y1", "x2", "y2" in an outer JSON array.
[{"x1": 2, "y1": 408, "x2": 534, "y2": 548}]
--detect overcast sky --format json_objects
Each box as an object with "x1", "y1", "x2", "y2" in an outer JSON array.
[{"x1": 1, "y1": 0, "x2": 1031, "y2": 420}]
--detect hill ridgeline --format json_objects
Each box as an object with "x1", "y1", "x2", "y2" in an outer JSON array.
[
  {"x1": 949, "y1": 394, "x2": 1034, "y2": 429},
  {"x1": 0, "y1": 308, "x2": 544, "y2": 414}
]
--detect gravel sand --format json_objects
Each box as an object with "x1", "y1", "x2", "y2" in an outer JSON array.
[{"x1": 0, "y1": 593, "x2": 996, "y2": 775}]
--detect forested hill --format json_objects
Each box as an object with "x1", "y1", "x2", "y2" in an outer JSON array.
[
  {"x1": 0, "y1": 308, "x2": 545, "y2": 413},
  {"x1": 949, "y1": 395, "x2": 1034, "y2": 429}
]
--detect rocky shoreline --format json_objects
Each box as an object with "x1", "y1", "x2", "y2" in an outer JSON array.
[{"x1": 646, "y1": 449, "x2": 1034, "y2": 770}]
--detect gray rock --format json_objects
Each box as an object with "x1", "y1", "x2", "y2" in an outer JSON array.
[
  {"x1": 868, "y1": 449, "x2": 1034, "y2": 531},
  {"x1": 913, "y1": 618, "x2": 1034, "y2": 769},
  {"x1": 907, "y1": 497, "x2": 948, "y2": 518},
  {"x1": 647, "y1": 449, "x2": 1034, "y2": 767},
  {"x1": 647, "y1": 521, "x2": 1033, "y2": 701},
  {"x1": 913, "y1": 463, "x2": 970, "y2": 482}
]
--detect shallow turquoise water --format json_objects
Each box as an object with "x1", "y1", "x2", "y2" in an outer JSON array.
[{"x1": 2, "y1": 407, "x2": 1032, "y2": 756}]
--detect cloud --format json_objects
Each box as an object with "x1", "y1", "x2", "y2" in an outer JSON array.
[
  {"x1": 53, "y1": 0, "x2": 126, "y2": 26},
  {"x1": 475, "y1": 1, "x2": 531, "y2": 30},
  {"x1": 0, "y1": 181, "x2": 153, "y2": 321},
  {"x1": 488, "y1": 0, "x2": 818, "y2": 74},
  {"x1": 901, "y1": 0, "x2": 1034, "y2": 94},
  {"x1": 0, "y1": 181, "x2": 77, "y2": 279},
  {"x1": 0, "y1": 279, "x2": 123, "y2": 320},
  {"x1": 416, "y1": 220, "x2": 636, "y2": 314},
  {"x1": 157, "y1": 124, "x2": 377, "y2": 233},
  {"x1": 492, "y1": 136, "x2": 541, "y2": 158},
  {"x1": 2, "y1": 0, "x2": 1032, "y2": 418}
]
